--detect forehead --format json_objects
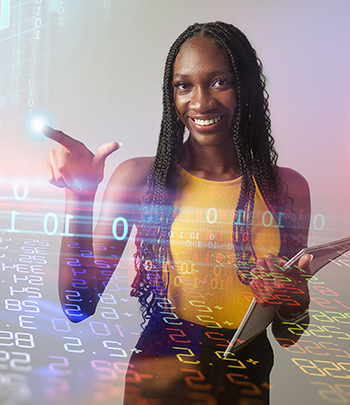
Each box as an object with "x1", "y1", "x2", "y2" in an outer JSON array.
[{"x1": 173, "y1": 36, "x2": 233, "y2": 76}]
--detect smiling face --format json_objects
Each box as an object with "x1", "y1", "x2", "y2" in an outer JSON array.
[{"x1": 173, "y1": 36, "x2": 237, "y2": 147}]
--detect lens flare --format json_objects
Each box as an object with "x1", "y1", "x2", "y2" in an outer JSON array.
[
  {"x1": 32, "y1": 118, "x2": 45, "y2": 132},
  {"x1": 23, "y1": 110, "x2": 55, "y2": 142}
]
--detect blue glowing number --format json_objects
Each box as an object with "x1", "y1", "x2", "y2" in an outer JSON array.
[
  {"x1": 65, "y1": 290, "x2": 83, "y2": 301},
  {"x1": 100, "y1": 307, "x2": 119, "y2": 320},
  {"x1": 7, "y1": 211, "x2": 19, "y2": 233},
  {"x1": 64, "y1": 304, "x2": 83, "y2": 318},
  {"x1": 19, "y1": 315, "x2": 36, "y2": 330},
  {"x1": 63, "y1": 337, "x2": 84, "y2": 353},
  {"x1": 206, "y1": 208, "x2": 218, "y2": 224},
  {"x1": 43, "y1": 213, "x2": 75, "y2": 236},
  {"x1": 43, "y1": 213, "x2": 58, "y2": 235},
  {"x1": 89, "y1": 322, "x2": 111, "y2": 336},
  {"x1": 262, "y1": 211, "x2": 273, "y2": 227},
  {"x1": 0, "y1": 351, "x2": 32, "y2": 372},
  {"x1": 51, "y1": 318, "x2": 72, "y2": 333},
  {"x1": 48, "y1": 356, "x2": 71, "y2": 376},
  {"x1": 14, "y1": 332, "x2": 35, "y2": 348},
  {"x1": 62, "y1": 214, "x2": 74, "y2": 236},
  {"x1": 313, "y1": 214, "x2": 325, "y2": 231},
  {"x1": 112, "y1": 217, "x2": 128, "y2": 240},
  {"x1": 13, "y1": 181, "x2": 29, "y2": 201},
  {"x1": 102, "y1": 340, "x2": 127, "y2": 357},
  {"x1": 234, "y1": 209, "x2": 244, "y2": 226},
  {"x1": 0, "y1": 331, "x2": 35, "y2": 348}
]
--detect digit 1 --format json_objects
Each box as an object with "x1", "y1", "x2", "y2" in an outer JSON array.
[
  {"x1": 34, "y1": 6, "x2": 41, "y2": 16},
  {"x1": 7, "y1": 211, "x2": 19, "y2": 232},
  {"x1": 275, "y1": 211, "x2": 285, "y2": 228},
  {"x1": 234, "y1": 209, "x2": 244, "y2": 225},
  {"x1": 61, "y1": 214, "x2": 74, "y2": 236},
  {"x1": 298, "y1": 209, "x2": 304, "y2": 219},
  {"x1": 115, "y1": 324, "x2": 124, "y2": 337}
]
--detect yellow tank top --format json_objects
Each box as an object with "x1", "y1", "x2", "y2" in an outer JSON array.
[{"x1": 165, "y1": 166, "x2": 281, "y2": 329}]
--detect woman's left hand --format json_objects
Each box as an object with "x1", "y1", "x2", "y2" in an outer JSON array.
[{"x1": 250, "y1": 254, "x2": 312, "y2": 312}]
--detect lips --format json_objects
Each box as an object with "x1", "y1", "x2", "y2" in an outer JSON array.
[{"x1": 191, "y1": 116, "x2": 222, "y2": 127}]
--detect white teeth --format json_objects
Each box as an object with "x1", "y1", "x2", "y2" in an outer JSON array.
[{"x1": 194, "y1": 116, "x2": 221, "y2": 126}]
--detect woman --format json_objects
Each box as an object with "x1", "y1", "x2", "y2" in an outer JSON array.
[{"x1": 44, "y1": 22, "x2": 311, "y2": 404}]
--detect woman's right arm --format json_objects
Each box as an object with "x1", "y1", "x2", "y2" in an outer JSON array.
[{"x1": 43, "y1": 126, "x2": 152, "y2": 322}]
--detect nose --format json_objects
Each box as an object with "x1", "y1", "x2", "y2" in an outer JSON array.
[{"x1": 189, "y1": 87, "x2": 216, "y2": 112}]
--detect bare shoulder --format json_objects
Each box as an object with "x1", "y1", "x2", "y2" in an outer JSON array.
[
  {"x1": 278, "y1": 167, "x2": 310, "y2": 204},
  {"x1": 112, "y1": 156, "x2": 155, "y2": 184},
  {"x1": 103, "y1": 156, "x2": 155, "y2": 205},
  {"x1": 278, "y1": 167, "x2": 311, "y2": 242}
]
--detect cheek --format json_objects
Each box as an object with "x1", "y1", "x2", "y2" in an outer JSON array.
[
  {"x1": 228, "y1": 95, "x2": 238, "y2": 120},
  {"x1": 173, "y1": 93, "x2": 180, "y2": 114},
  {"x1": 174, "y1": 96, "x2": 185, "y2": 119},
  {"x1": 227, "y1": 92, "x2": 237, "y2": 110}
]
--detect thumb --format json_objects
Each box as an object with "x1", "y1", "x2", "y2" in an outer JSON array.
[
  {"x1": 94, "y1": 141, "x2": 122, "y2": 165},
  {"x1": 297, "y1": 253, "x2": 313, "y2": 271}
]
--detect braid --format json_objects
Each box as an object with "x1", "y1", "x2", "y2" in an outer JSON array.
[{"x1": 131, "y1": 22, "x2": 297, "y2": 323}]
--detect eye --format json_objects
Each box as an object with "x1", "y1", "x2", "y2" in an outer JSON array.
[
  {"x1": 173, "y1": 81, "x2": 191, "y2": 92},
  {"x1": 212, "y1": 77, "x2": 231, "y2": 88}
]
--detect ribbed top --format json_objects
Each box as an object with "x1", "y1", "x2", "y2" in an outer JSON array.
[{"x1": 166, "y1": 166, "x2": 281, "y2": 329}]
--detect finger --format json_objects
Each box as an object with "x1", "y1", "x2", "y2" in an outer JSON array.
[
  {"x1": 51, "y1": 149, "x2": 83, "y2": 191},
  {"x1": 297, "y1": 254, "x2": 313, "y2": 270},
  {"x1": 43, "y1": 152, "x2": 66, "y2": 188},
  {"x1": 265, "y1": 255, "x2": 282, "y2": 271},
  {"x1": 251, "y1": 258, "x2": 268, "y2": 278},
  {"x1": 251, "y1": 258, "x2": 271, "y2": 286},
  {"x1": 45, "y1": 149, "x2": 81, "y2": 190},
  {"x1": 264, "y1": 255, "x2": 289, "y2": 287},
  {"x1": 94, "y1": 141, "x2": 122, "y2": 165},
  {"x1": 41, "y1": 125, "x2": 78, "y2": 150},
  {"x1": 43, "y1": 156, "x2": 64, "y2": 188}
]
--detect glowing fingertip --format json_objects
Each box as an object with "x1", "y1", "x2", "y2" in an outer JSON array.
[
  {"x1": 23, "y1": 109, "x2": 55, "y2": 142},
  {"x1": 32, "y1": 118, "x2": 45, "y2": 132}
]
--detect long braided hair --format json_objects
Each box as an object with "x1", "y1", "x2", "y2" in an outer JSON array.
[{"x1": 131, "y1": 21, "x2": 297, "y2": 323}]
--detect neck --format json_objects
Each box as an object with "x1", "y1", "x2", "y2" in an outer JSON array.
[{"x1": 182, "y1": 137, "x2": 241, "y2": 181}]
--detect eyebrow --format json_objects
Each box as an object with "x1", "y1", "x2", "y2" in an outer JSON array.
[{"x1": 173, "y1": 69, "x2": 233, "y2": 79}]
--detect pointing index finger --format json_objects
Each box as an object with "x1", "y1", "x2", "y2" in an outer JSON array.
[{"x1": 42, "y1": 124, "x2": 78, "y2": 149}]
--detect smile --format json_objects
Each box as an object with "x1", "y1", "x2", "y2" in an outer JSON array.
[{"x1": 193, "y1": 116, "x2": 221, "y2": 126}]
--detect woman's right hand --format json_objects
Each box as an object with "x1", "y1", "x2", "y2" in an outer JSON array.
[{"x1": 42, "y1": 125, "x2": 121, "y2": 196}]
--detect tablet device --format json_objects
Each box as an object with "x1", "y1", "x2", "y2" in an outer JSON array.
[{"x1": 224, "y1": 235, "x2": 350, "y2": 356}]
